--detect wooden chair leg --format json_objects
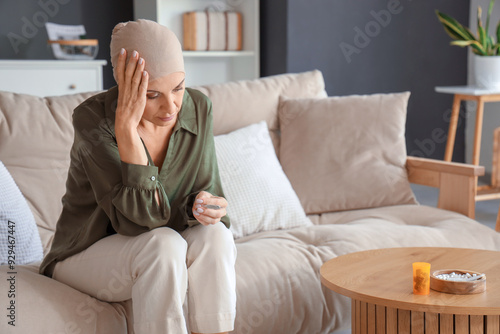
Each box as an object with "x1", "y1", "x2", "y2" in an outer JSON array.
[
  {"x1": 494, "y1": 128, "x2": 500, "y2": 188},
  {"x1": 472, "y1": 98, "x2": 485, "y2": 166},
  {"x1": 496, "y1": 207, "x2": 500, "y2": 232},
  {"x1": 444, "y1": 95, "x2": 461, "y2": 162},
  {"x1": 494, "y1": 128, "x2": 500, "y2": 232}
]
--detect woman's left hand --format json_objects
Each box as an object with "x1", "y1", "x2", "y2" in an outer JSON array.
[{"x1": 192, "y1": 191, "x2": 228, "y2": 226}]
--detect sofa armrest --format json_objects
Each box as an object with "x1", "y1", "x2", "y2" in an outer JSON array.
[{"x1": 406, "y1": 156, "x2": 484, "y2": 218}]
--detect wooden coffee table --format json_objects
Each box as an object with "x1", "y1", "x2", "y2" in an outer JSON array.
[{"x1": 320, "y1": 247, "x2": 500, "y2": 334}]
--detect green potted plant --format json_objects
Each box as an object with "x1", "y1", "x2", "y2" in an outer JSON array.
[{"x1": 436, "y1": 0, "x2": 500, "y2": 89}]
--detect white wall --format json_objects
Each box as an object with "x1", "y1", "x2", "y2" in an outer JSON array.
[{"x1": 467, "y1": 0, "x2": 500, "y2": 178}]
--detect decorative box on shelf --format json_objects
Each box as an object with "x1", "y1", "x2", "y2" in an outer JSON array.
[{"x1": 183, "y1": 11, "x2": 242, "y2": 51}]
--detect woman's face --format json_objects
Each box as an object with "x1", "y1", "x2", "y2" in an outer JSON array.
[{"x1": 143, "y1": 71, "x2": 185, "y2": 127}]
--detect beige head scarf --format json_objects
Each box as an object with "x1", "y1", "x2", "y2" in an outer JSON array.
[{"x1": 110, "y1": 19, "x2": 184, "y2": 82}]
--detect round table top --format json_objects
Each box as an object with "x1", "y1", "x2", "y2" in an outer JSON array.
[{"x1": 320, "y1": 247, "x2": 500, "y2": 315}]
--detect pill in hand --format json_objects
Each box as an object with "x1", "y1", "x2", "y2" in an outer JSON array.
[{"x1": 204, "y1": 204, "x2": 222, "y2": 210}]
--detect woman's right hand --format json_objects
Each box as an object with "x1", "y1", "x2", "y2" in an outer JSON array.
[
  {"x1": 114, "y1": 48, "x2": 149, "y2": 167},
  {"x1": 114, "y1": 48, "x2": 149, "y2": 132}
]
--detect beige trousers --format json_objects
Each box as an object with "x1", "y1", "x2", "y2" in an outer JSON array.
[{"x1": 53, "y1": 222, "x2": 237, "y2": 334}]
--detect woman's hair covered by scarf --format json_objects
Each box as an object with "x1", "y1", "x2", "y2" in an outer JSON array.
[{"x1": 110, "y1": 19, "x2": 184, "y2": 82}]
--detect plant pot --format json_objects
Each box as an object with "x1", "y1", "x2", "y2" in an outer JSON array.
[{"x1": 473, "y1": 55, "x2": 500, "y2": 89}]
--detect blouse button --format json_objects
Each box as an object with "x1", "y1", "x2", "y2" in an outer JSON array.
[{"x1": 150, "y1": 176, "x2": 156, "y2": 181}]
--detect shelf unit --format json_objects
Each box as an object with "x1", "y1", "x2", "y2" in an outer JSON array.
[{"x1": 133, "y1": 0, "x2": 259, "y2": 87}]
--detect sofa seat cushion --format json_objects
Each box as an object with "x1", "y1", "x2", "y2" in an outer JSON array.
[
  {"x1": 308, "y1": 205, "x2": 500, "y2": 251},
  {"x1": 0, "y1": 263, "x2": 132, "y2": 333}
]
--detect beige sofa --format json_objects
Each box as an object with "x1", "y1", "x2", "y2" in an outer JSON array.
[{"x1": 1, "y1": 70, "x2": 500, "y2": 334}]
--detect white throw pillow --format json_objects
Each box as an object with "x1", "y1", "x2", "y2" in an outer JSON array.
[
  {"x1": 214, "y1": 121, "x2": 313, "y2": 238},
  {"x1": 0, "y1": 161, "x2": 43, "y2": 265}
]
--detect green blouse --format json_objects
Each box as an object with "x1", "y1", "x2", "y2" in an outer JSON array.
[{"x1": 40, "y1": 86, "x2": 229, "y2": 277}]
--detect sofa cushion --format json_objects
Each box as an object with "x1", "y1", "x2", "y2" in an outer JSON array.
[
  {"x1": 0, "y1": 161, "x2": 43, "y2": 265},
  {"x1": 195, "y1": 70, "x2": 327, "y2": 154},
  {"x1": 214, "y1": 121, "x2": 312, "y2": 238},
  {"x1": 0, "y1": 91, "x2": 98, "y2": 254},
  {"x1": 0, "y1": 263, "x2": 132, "y2": 332},
  {"x1": 278, "y1": 93, "x2": 417, "y2": 214}
]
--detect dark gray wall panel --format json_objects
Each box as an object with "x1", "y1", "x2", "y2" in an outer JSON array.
[{"x1": 260, "y1": 0, "x2": 288, "y2": 76}]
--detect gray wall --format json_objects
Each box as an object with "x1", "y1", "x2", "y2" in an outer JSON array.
[
  {"x1": 261, "y1": 0, "x2": 470, "y2": 161},
  {"x1": 0, "y1": 0, "x2": 133, "y2": 89}
]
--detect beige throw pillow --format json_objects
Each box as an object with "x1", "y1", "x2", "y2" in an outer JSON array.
[{"x1": 278, "y1": 93, "x2": 417, "y2": 214}]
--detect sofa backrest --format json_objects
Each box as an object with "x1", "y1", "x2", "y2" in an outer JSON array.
[
  {"x1": 0, "y1": 91, "x2": 97, "y2": 255},
  {"x1": 196, "y1": 70, "x2": 326, "y2": 151},
  {"x1": 0, "y1": 70, "x2": 326, "y2": 255}
]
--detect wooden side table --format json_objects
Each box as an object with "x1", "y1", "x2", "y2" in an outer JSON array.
[
  {"x1": 436, "y1": 86, "x2": 500, "y2": 202},
  {"x1": 320, "y1": 247, "x2": 500, "y2": 334},
  {"x1": 436, "y1": 86, "x2": 500, "y2": 232}
]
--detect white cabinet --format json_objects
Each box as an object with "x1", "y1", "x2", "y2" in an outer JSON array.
[
  {"x1": 133, "y1": 0, "x2": 259, "y2": 86},
  {"x1": 0, "y1": 60, "x2": 106, "y2": 97}
]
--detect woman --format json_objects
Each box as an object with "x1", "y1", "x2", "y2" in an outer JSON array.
[{"x1": 39, "y1": 20, "x2": 236, "y2": 334}]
